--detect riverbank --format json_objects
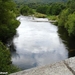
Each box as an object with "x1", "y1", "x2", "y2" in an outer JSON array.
[{"x1": 33, "y1": 13, "x2": 58, "y2": 25}]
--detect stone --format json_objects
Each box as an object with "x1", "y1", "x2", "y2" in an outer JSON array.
[
  {"x1": 10, "y1": 61, "x2": 73, "y2": 75},
  {"x1": 64, "y1": 57, "x2": 75, "y2": 74}
]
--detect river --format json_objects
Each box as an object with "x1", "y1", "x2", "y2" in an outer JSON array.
[{"x1": 11, "y1": 15, "x2": 68, "y2": 70}]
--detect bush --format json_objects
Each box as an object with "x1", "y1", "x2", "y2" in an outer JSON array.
[
  {"x1": 65, "y1": 13, "x2": 75, "y2": 35},
  {"x1": 0, "y1": 42, "x2": 20, "y2": 74},
  {"x1": 20, "y1": 5, "x2": 34, "y2": 15}
]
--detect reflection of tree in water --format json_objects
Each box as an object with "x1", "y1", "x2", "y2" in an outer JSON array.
[
  {"x1": 7, "y1": 32, "x2": 19, "y2": 52},
  {"x1": 10, "y1": 42, "x2": 16, "y2": 51},
  {"x1": 58, "y1": 26, "x2": 75, "y2": 57},
  {"x1": 11, "y1": 51, "x2": 20, "y2": 59},
  {"x1": 10, "y1": 42, "x2": 20, "y2": 58}
]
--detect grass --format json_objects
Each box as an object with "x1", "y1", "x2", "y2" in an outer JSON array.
[
  {"x1": 47, "y1": 15, "x2": 58, "y2": 20},
  {"x1": 47, "y1": 15, "x2": 58, "y2": 25},
  {"x1": 34, "y1": 12, "x2": 46, "y2": 18}
]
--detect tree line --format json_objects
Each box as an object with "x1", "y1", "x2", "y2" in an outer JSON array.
[
  {"x1": 0, "y1": 0, "x2": 20, "y2": 74},
  {"x1": 58, "y1": 0, "x2": 75, "y2": 36},
  {"x1": 18, "y1": 0, "x2": 75, "y2": 36},
  {"x1": 18, "y1": 2, "x2": 66, "y2": 17}
]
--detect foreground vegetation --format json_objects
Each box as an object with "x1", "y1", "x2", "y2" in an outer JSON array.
[
  {"x1": 0, "y1": 42, "x2": 20, "y2": 74},
  {"x1": 0, "y1": 0, "x2": 20, "y2": 74},
  {"x1": 58, "y1": 0, "x2": 75, "y2": 36}
]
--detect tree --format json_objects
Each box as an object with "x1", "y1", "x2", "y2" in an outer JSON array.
[
  {"x1": 58, "y1": 9, "x2": 69, "y2": 26},
  {"x1": 0, "y1": 41, "x2": 11, "y2": 72},
  {"x1": 65, "y1": 13, "x2": 75, "y2": 35},
  {"x1": 36, "y1": 5, "x2": 48, "y2": 14},
  {"x1": 58, "y1": 0, "x2": 75, "y2": 36},
  {"x1": 20, "y1": 5, "x2": 34, "y2": 15},
  {"x1": 0, "y1": 0, "x2": 20, "y2": 43},
  {"x1": 48, "y1": 3, "x2": 65, "y2": 15},
  {"x1": 0, "y1": 41, "x2": 20, "y2": 74}
]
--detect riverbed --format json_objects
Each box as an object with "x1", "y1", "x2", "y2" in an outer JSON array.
[{"x1": 11, "y1": 15, "x2": 68, "y2": 70}]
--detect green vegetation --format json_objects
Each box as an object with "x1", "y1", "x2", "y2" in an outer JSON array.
[
  {"x1": 20, "y1": 5, "x2": 34, "y2": 15},
  {"x1": 0, "y1": 0, "x2": 20, "y2": 43},
  {"x1": 13, "y1": 0, "x2": 75, "y2": 36},
  {"x1": 36, "y1": 5, "x2": 48, "y2": 14},
  {"x1": 0, "y1": 0, "x2": 20, "y2": 74},
  {"x1": 0, "y1": 42, "x2": 20, "y2": 74},
  {"x1": 34, "y1": 12, "x2": 46, "y2": 18},
  {"x1": 58, "y1": 0, "x2": 75, "y2": 36},
  {"x1": 48, "y1": 3, "x2": 65, "y2": 15},
  {"x1": 35, "y1": 3, "x2": 65, "y2": 15},
  {"x1": 47, "y1": 15, "x2": 58, "y2": 20}
]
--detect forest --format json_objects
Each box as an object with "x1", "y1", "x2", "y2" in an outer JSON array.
[
  {"x1": 16, "y1": 0, "x2": 75, "y2": 36},
  {"x1": 0, "y1": 0, "x2": 75, "y2": 74},
  {"x1": 0, "y1": 0, "x2": 20, "y2": 74}
]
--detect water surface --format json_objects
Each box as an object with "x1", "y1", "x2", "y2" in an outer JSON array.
[{"x1": 11, "y1": 15, "x2": 68, "y2": 70}]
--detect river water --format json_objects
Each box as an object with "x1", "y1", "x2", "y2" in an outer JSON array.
[{"x1": 11, "y1": 15, "x2": 68, "y2": 70}]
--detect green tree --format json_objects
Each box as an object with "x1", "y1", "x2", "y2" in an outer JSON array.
[
  {"x1": 36, "y1": 5, "x2": 48, "y2": 14},
  {"x1": 0, "y1": 0, "x2": 20, "y2": 43},
  {"x1": 0, "y1": 41, "x2": 11, "y2": 72},
  {"x1": 20, "y1": 5, "x2": 34, "y2": 15},
  {"x1": 58, "y1": 9, "x2": 69, "y2": 26},
  {"x1": 48, "y1": 3, "x2": 65, "y2": 15},
  {"x1": 65, "y1": 13, "x2": 75, "y2": 35},
  {"x1": 0, "y1": 41, "x2": 20, "y2": 74},
  {"x1": 58, "y1": 0, "x2": 75, "y2": 36}
]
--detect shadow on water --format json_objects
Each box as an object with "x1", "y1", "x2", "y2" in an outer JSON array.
[{"x1": 58, "y1": 26, "x2": 75, "y2": 57}]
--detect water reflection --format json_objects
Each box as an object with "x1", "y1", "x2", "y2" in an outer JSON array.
[
  {"x1": 58, "y1": 26, "x2": 75, "y2": 57},
  {"x1": 11, "y1": 16, "x2": 68, "y2": 70}
]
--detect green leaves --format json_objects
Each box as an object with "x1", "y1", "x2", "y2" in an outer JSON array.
[
  {"x1": 66, "y1": 13, "x2": 75, "y2": 35},
  {"x1": 0, "y1": 0, "x2": 20, "y2": 74},
  {"x1": 0, "y1": 41, "x2": 20, "y2": 74},
  {"x1": 58, "y1": 0, "x2": 75, "y2": 36},
  {"x1": 36, "y1": 5, "x2": 48, "y2": 14},
  {"x1": 58, "y1": 9, "x2": 69, "y2": 26},
  {"x1": 20, "y1": 5, "x2": 34, "y2": 15},
  {"x1": 0, "y1": 42, "x2": 11, "y2": 72},
  {"x1": 0, "y1": 0, "x2": 20, "y2": 43}
]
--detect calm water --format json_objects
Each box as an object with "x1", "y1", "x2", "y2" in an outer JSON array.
[{"x1": 11, "y1": 15, "x2": 68, "y2": 70}]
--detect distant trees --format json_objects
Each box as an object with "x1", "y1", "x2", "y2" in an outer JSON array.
[
  {"x1": 36, "y1": 5, "x2": 48, "y2": 14},
  {"x1": 48, "y1": 3, "x2": 65, "y2": 15},
  {"x1": 20, "y1": 5, "x2": 34, "y2": 15},
  {"x1": 36, "y1": 3, "x2": 65, "y2": 15},
  {"x1": 58, "y1": 0, "x2": 75, "y2": 36}
]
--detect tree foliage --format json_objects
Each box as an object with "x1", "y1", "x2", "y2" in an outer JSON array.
[
  {"x1": 36, "y1": 5, "x2": 48, "y2": 14},
  {"x1": 0, "y1": 42, "x2": 20, "y2": 74},
  {"x1": 48, "y1": 3, "x2": 65, "y2": 15},
  {"x1": 0, "y1": 0, "x2": 20, "y2": 74},
  {"x1": 65, "y1": 13, "x2": 75, "y2": 35},
  {"x1": 0, "y1": 0, "x2": 20, "y2": 43},
  {"x1": 20, "y1": 5, "x2": 34, "y2": 15},
  {"x1": 36, "y1": 3, "x2": 65, "y2": 15},
  {"x1": 58, "y1": 0, "x2": 75, "y2": 36}
]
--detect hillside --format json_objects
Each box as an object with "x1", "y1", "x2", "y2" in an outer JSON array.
[{"x1": 13, "y1": 0, "x2": 67, "y2": 4}]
